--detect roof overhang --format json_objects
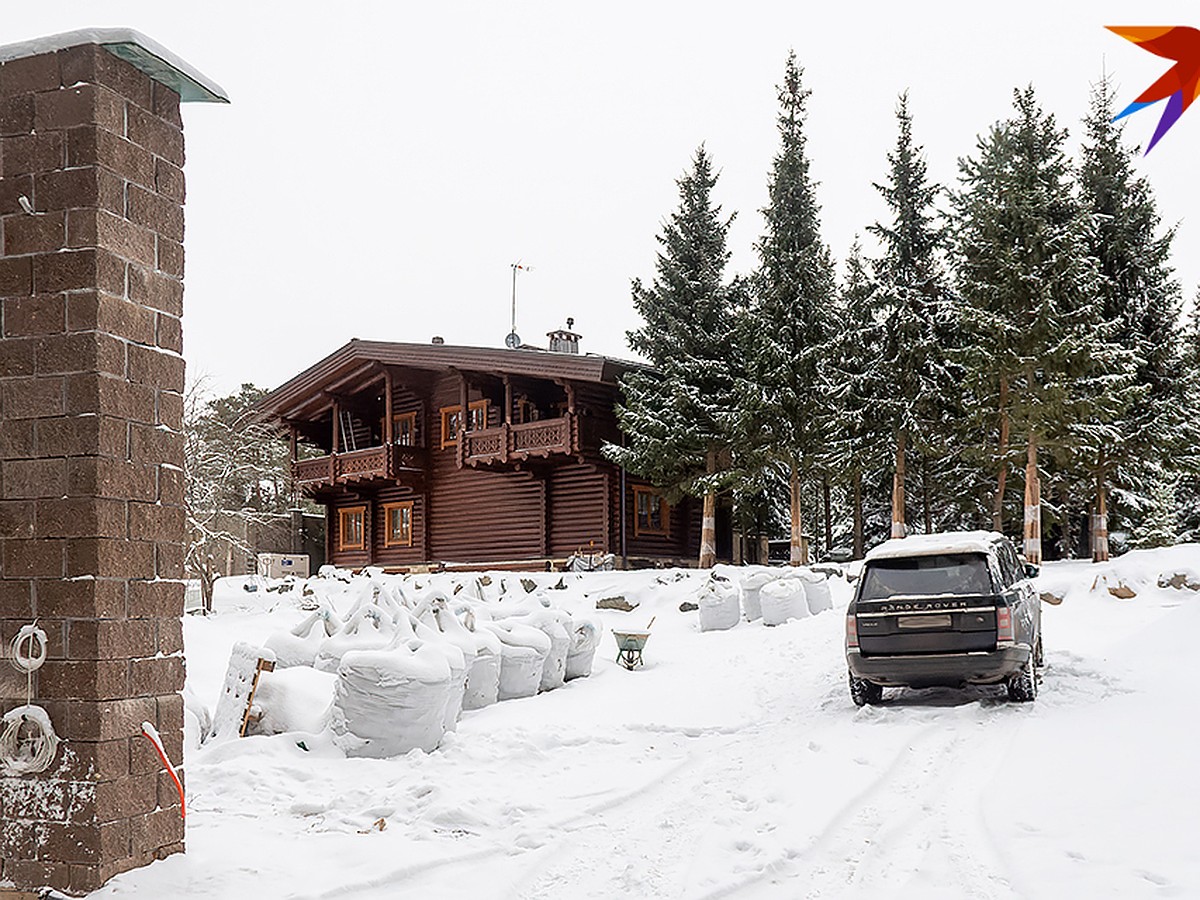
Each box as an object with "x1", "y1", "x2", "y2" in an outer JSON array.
[{"x1": 255, "y1": 339, "x2": 644, "y2": 423}]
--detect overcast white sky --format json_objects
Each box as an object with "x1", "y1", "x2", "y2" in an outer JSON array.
[{"x1": 6, "y1": 2, "x2": 1199, "y2": 394}]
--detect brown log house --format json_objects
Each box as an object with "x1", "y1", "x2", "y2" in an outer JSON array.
[{"x1": 255, "y1": 330, "x2": 732, "y2": 570}]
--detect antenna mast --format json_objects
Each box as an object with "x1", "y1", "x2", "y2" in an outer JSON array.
[{"x1": 506, "y1": 262, "x2": 530, "y2": 349}]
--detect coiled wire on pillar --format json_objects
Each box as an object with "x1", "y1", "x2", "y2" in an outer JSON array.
[{"x1": 1, "y1": 623, "x2": 60, "y2": 776}]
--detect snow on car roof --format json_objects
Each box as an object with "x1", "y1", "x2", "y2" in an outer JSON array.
[{"x1": 865, "y1": 530, "x2": 1006, "y2": 562}]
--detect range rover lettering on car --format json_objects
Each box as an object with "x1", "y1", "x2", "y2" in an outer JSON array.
[{"x1": 845, "y1": 531, "x2": 1043, "y2": 705}]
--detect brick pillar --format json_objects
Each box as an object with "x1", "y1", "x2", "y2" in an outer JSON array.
[{"x1": 0, "y1": 30, "x2": 225, "y2": 896}]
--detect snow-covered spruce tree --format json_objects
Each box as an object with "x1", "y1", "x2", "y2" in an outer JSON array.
[
  {"x1": 827, "y1": 239, "x2": 887, "y2": 557},
  {"x1": 1077, "y1": 78, "x2": 1193, "y2": 559},
  {"x1": 608, "y1": 146, "x2": 744, "y2": 568},
  {"x1": 739, "y1": 53, "x2": 837, "y2": 565},
  {"x1": 868, "y1": 92, "x2": 957, "y2": 540},
  {"x1": 951, "y1": 86, "x2": 1107, "y2": 564},
  {"x1": 1177, "y1": 296, "x2": 1200, "y2": 539}
]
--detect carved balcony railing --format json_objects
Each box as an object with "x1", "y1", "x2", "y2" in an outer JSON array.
[
  {"x1": 293, "y1": 445, "x2": 425, "y2": 490},
  {"x1": 461, "y1": 415, "x2": 575, "y2": 466}
]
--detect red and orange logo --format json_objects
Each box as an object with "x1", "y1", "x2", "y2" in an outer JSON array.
[{"x1": 1108, "y1": 26, "x2": 1200, "y2": 152}]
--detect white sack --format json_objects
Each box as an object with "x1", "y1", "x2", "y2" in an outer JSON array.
[
  {"x1": 331, "y1": 643, "x2": 453, "y2": 757},
  {"x1": 798, "y1": 570, "x2": 833, "y2": 615},
  {"x1": 482, "y1": 621, "x2": 551, "y2": 700},
  {"x1": 510, "y1": 609, "x2": 572, "y2": 691},
  {"x1": 761, "y1": 577, "x2": 809, "y2": 626},
  {"x1": 698, "y1": 579, "x2": 740, "y2": 632},
  {"x1": 433, "y1": 600, "x2": 501, "y2": 712},
  {"x1": 565, "y1": 618, "x2": 601, "y2": 680},
  {"x1": 740, "y1": 571, "x2": 776, "y2": 622}
]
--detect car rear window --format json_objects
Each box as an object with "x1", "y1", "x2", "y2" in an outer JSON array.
[{"x1": 860, "y1": 553, "x2": 995, "y2": 600}]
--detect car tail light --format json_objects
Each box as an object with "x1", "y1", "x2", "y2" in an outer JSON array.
[
  {"x1": 846, "y1": 615, "x2": 859, "y2": 649},
  {"x1": 996, "y1": 607, "x2": 1014, "y2": 645}
]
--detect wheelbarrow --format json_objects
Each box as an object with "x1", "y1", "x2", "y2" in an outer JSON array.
[{"x1": 612, "y1": 617, "x2": 654, "y2": 670}]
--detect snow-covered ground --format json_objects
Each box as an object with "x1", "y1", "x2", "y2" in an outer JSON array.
[{"x1": 91, "y1": 547, "x2": 1200, "y2": 899}]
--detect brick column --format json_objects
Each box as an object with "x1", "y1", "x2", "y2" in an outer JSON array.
[{"x1": 0, "y1": 30, "x2": 225, "y2": 896}]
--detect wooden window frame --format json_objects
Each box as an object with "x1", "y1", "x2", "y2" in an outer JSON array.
[
  {"x1": 393, "y1": 411, "x2": 417, "y2": 446},
  {"x1": 382, "y1": 501, "x2": 414, "y2": 548},
  {"x1": 632, "y1": 486, "x2": 670, "y2": 537},
  {"x1": 514, "y1": 397, "x2": 534, "y2": 425},
  {"x1": 337, "y1": 505, "x2": 367, "y2": 551},
  {"x1": 440, "y1": 399, "x2": 489, "y2": 449}
]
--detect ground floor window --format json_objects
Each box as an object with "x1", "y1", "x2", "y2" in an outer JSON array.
[
  {"x1": 383, "y1": 501, "x2": 414, "y2": 547},
  {"x1": 338, "y1": 505, "x2": 366, "y2": 551},
  {"x1": 632, "y1": 486, "x2": 669, "y2": 537}
]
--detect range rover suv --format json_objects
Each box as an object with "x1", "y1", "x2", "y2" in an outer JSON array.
[{"x1": 845, "y1": 531, "x2": 1042, "y2": 705}]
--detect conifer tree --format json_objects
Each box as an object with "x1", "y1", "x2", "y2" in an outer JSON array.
[
  {"x1": 1177, "y1": 296, "x2": 1200, "y2": 539},
  {"x1": 868, "y1": 93, "x2": 956, "y2": 539},
  {"x1": 740, "y1": 52, "x2": 836, "y2": 565},
  {"x1": 951, "y1": 87, "x2": 1105, "y2": 564},
  {"x1": 1077, "y1": 78, "x2": 1190, "y2": 558},
  {"x1": 609, "y1": 146, "x2": 743, "y2": 568},
  {"x1": 828, "y1": 239, "x2": 886, "y2": 557}
]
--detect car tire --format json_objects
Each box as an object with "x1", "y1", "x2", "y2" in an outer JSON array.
[
  {"x1": 849, "y1": 672, "x2": 883, "y2": 707},
  {"x1": 1007, "y1": 649, "x2": 1038, "y2": 702}
]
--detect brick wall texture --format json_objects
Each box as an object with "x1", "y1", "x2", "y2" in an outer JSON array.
[{"x1": 0, "y1": 44, "x2": 187, "y2": 895}]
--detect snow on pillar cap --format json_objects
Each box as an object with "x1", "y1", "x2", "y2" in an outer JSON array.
[{"x1": 0, "y1": 27, "x2": 229, "y2": 103}]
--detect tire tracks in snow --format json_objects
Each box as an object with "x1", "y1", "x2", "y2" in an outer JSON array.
[{"x1": 731, "y1": 703, "x2": 1029, "y2": 900}]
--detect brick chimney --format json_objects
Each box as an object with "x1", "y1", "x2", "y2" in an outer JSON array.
[{"x1": 0, "y1": 29, "x2": 226, "y2": 896}]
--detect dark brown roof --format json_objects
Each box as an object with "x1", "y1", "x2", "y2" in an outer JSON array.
[{"x1": 256, "y1": 339, "x2": 644, "y2": 422}]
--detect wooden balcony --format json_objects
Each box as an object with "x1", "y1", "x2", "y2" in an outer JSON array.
[
  {"x1": 293, "y1": 445, "x2": 425, "y2": 492},
  {"x1": 462, "y1": 415, "x2": 575, "y2": 467}
]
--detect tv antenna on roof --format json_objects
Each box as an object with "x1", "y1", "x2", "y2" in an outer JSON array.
[{"x1": 507, "y1": 261, "x2": 532, "y2": 349}]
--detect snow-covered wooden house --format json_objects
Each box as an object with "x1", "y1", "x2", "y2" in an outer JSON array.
[{"x1": 255, "y1": 333, "x2": 730, "y2": 570}]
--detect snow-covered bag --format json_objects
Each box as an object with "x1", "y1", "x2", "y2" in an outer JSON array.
[
  {"x1": 565, "y1": 618, "x2": 601, "y2": 680},
  {"x1": 432, "y1": 600, "x2": 500, "y2": 711},
  {"x1": 482, "y1": 621, "x2": 551, "y2": 700},
  {"x1": 313, "y1": 603, "x2": 397, "y2": 673},
  {"x1": 510, "y1": 609, "x2": 572, "y2": 691},
  {"x1": 798, "y1": 570, "x2": 833, "y2": 615},
  {"x1": 463, "y1": 636, "x2": 502, "y2": 709},
  {"x1": 266, "y1": 606, "x2": 342, "y2": 668},
  {"x1": 246, "y1": 666, "x2": 336, "y2": 736},
  {"x1": 698, "y1": 579, "x2": 740, "y2": 632},
  {"x1": 740, "y1": 571, "x2": 776, "y2": 622},
  {"x1": 331, "y1": 642, "x2": 454, "y2": 757},
  {"x1": 760, "y1": 578, "x2": 809, "y2": 626}
]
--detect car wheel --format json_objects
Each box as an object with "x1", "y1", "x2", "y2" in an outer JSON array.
[
  {"x1": 849, "y1": 672, "x2": 883, "y2": 707},
  {"x1": 1007, "y1": 650, "x2": 1037, "y2": 703}
]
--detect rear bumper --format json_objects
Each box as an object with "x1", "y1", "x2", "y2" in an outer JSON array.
[{"x1": 847, "y1": 645, "x2": 1031, "y2": 688}]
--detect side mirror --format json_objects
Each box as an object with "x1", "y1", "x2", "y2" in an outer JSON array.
[{"x1": 1023, "y1": 562, "x2": 1040, "y2": 579}]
